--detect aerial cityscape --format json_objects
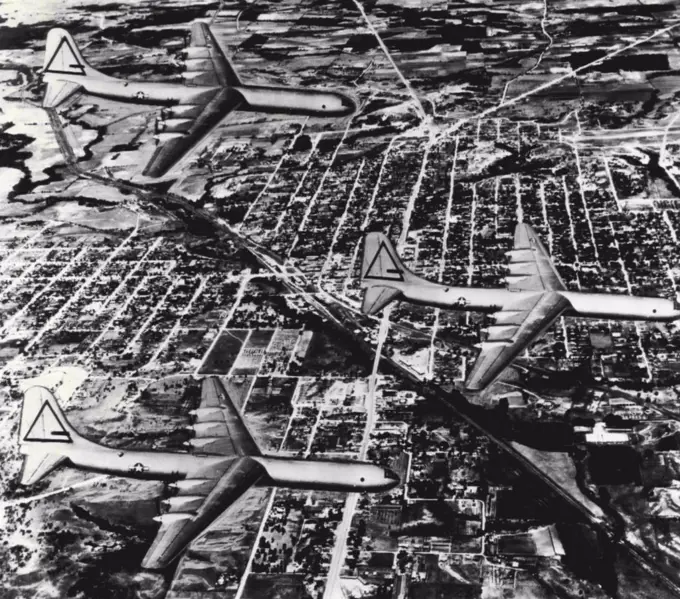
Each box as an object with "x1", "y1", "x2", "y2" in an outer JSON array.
[{"x1": 3, "y1": 0, "x2": 680, "y2": 598}]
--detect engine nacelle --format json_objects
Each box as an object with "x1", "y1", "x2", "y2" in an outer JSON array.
[
  {"x1": 169, "y1": 479, "x2": 213, "y2": 494},
  {"x1": 181, "y1": 47, "x2": 211, "y2": 59},
  {"x1": 181, "y1": 70, "x2": 209, "y2": 82},
  {"x1": 167, "y1": 104, "x2": 202, "y2": 118},
  {"x1": 162, "y1": 118, "x2": 193, "y2": 131},
  {"x1": 185, "y1": 58, "x2": 212, "y2": 71},
  {"x1": 154, "y1": 132, "x2": 186, "y2": 143},
  {"x1": 152, "y1": 512, "x2": 193, "y2": 524},
  {"x1": 183, "y1": 437, "x2": 220, "y2": 450},
  {"x1": 190, "y1": 421, "x2": 227, "y2": 437},
  {"x1": 189, "y1": 407, "x2": 223, "y2": 421},
  {"x1": 474, "y1": 340, "x2": 513, "y2": 350},
  {"x1": 161, "y1": 495, "x2": 204, "y2": 512},
  {"x1": 505, "y1": 249, "x2": 534, "y2": 261}
]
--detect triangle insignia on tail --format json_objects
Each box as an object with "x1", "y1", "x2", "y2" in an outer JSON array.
[
  {"x1": 44, "y1": 36, "x2": 85, "y2": 75},
  {"x1": 364, "y1": 241, "x2": 404, "y2": 281},
  {"x1": 24, "y1": 401, "x2": 72, "y2": 443}
]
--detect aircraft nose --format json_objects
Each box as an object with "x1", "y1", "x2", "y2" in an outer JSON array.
[
  {"x1": 383, "y1": 467, "x2": 401, "y2": 490},
  {"x1": 341, "y1": 95, "x2": 357, "y2": 115}
]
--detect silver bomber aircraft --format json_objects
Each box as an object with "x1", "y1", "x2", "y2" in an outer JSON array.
[
  {"x1": 18, "y1": 378, "x2": 399, "y2": 569},
  {"x1": 42, "y1": 22, "x2": 356, "y2": 177},
  {"x1": 359, "y1": 223, "x2": 680, "y2": 391}
]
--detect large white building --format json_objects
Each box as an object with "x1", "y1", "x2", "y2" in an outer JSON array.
[{"x1": 584, "y1": 422, "x2": 630, "y2": 445}]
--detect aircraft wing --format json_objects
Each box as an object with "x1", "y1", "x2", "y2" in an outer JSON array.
[
  {"x1": 188, "y1": 377, "x2": 262, "y2": 457},
  {"x1": 466, "y1": 292, "x2": 571, "y2": 390},
  {"x1": 142, "y1": 22, "x2": 243, "y2": 177},
  {"x1": 185, "y1": 21, "x2": 241, "y2": 87},
  {"x1": 142, "y1": 88, "x2": 241, "y2": 177},
  {"x1": 505, "y1": 223, "x2": 567, "y2": 292},
  {"x1": 142, "y1": 456, "x2": 265, "y2": 569},
  {"x1": 142, "y1": 377, "x2": 265, "y2": 569}
]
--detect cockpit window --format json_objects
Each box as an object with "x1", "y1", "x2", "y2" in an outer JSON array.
[{"x1": 384, "y1": 468, "x2": 399, "y2": 481}]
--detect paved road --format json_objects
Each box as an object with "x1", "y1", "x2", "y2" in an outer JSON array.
[{"x1": 323, "y1": 307, "x2": 390, "y2": 599}]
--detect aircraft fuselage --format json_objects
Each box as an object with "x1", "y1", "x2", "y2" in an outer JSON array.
[
  {"x1": 237, "y1": 85, "x2": 355, "y2": 116},
  {"x1": 48, "y1": 440, "x2": 396, "y2": 492},
  {"x1": 44, "y1": 72, "x2": 355, "y2": 117},
  {"x1": 254, "y1": 455, "x2": 397, "y2": 492},
  {"x1": 397, "y1": 281, "x2": 680, "y2": 322}
]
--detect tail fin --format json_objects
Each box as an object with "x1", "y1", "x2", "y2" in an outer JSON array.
[
  {"x1": 43, "y1": 29, "x2": 95, "y2": 77},
  {"x1": 18, "y1": 386, "x2": 79, "y2": 485},
  {"x1": 42, "y1": 28, "x2": 102, "y2": 108},
  {"x1": 359, "y1": 233, "x2": 414, "y2": 315}
]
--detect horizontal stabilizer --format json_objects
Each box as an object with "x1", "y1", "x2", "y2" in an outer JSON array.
[
  {"x1": 43, "y1": 79, "x2": 82, "y2": 108},
  {"x1": 361, "y1": 285, "x2": 401, "y2": 316},
  {"x1": 19, "y1": 452, "x2": 67, "y2": 486}
]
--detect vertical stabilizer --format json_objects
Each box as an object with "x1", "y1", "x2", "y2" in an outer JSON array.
[
  {"x1": 43, "y1": 29, "x2": 94, "y2": 77},
  {"x1": 361, "y1": 233, "x2": 408, "y2": 284},
  {"x1": 20, "y1": 386, "x2": 75, "y2": 444},
  {"x1": 359, "y1": 233, "x2": 417, "y2": 315},
  {"x1": 18, "y1": 386, "x2": 80, "y2": 485},
  {"x1": 42, "y1": 28, "x2": 108, "y2": 108}
]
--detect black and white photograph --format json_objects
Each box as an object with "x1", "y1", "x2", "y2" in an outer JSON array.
[{"x1": 3, "y1": 0, "x2": 680, "y2": 597}]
